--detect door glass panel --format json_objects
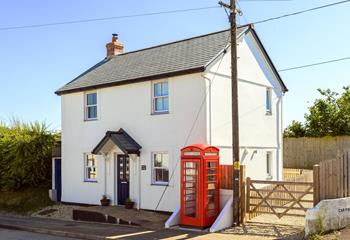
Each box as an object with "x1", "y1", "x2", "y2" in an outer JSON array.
[
  {"x1": 119, "y1": 160, "x2": 124, "y2": 180},
  {"x1": 184, "y1": 161, "x2": 198, "y2": 218}
]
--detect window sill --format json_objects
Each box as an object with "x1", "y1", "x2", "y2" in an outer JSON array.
[
  {"x1": 84, "y1": 180, "x2": 98, "y2": 183},
  {"x1": 151, "y1": 183, "x2": 169, "y2": 186},
  {"x1": 84, "y1": 118, "x2": 98, "y2": 122},
  {"x1": 151, "y1": 111, "x2": 169, "y2": 116},
  {"x1": 265, "y1": 112, "x2": 272, "y2": 116}
]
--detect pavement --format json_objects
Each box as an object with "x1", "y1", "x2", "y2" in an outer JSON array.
[
  {"x1": 0, "y1": 214, "x2": 304, "y2": 240},
  {"x1": 0, "y1": 214, "x2": 205, "y2": 240}
]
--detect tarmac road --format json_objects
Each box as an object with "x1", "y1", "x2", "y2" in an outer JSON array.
[{"x1": 0, "y1": 228, "x2": 80, "y2": 240}]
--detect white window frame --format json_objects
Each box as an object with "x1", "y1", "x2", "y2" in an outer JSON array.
[
  {"x1": 266, "y1": 87, "x2": 272, "y2": 114},
  {"x1": 151, "y1": 152, "x2": 169, "y2": 185},
  {"x1": 84, "y1": 153, "x2": 97, "y2": 182},
  {"x1": 85, "y1": 91, "x2": 98, "y2": 120},
  {"x1": 152, "y1": 80, "x2": 169, "y2": 114},
  {"x1": 266, "y1": 151, "x2": 272, "y2": 178}
]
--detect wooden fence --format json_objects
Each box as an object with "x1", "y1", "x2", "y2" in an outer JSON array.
[
  {"x1": 220, "y1": 165, "x2": 233, "y2": 189},
  {"x1": 283, "y1": 168, "x2": 313, "y2": 180},
  {"x1": 284, "y1": 136, "x2": 350, "y2": 169},
  {"x1": 313, "y1": 149, "x2": 350, "y2": 205}
]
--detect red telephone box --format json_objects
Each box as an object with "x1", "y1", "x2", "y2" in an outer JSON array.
[{"x1": 180, "y1": 144, "x2": 220, "y2": 228}]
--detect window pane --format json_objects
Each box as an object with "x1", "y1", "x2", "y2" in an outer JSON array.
[
  {"x1": 162, "y1": 153, "x2": 169, "y2": 168},
  {"x1": 266, "y1": 89, "x2": 271, "y2": 112},
  {"x1": 154, "y1": 83, "x2": 162, "y2": 97},
  {"x1": 154, "y1": 154, "x2": 162, "y2": 167},
  {"x1": 87, "y1": 93, "x2": 97, "y2": 105},
  {"x1": 162, "y1": 82, "x2": 169, "y2": 96},
  {"x1": 88, "y1": 106, "x2": 97, "y2": 119},
  {"x1": 155, "y1": 169, "x2": 163, "y2": 182},
  {"x1": 267, "y1": 152, "x2": 271, "y2": 174},
  {"x1": 163, "y1": 169, "x2": 169, "y2": 182},
  {"x1": 162, "y1": 97, "x2": 169, "y2": 111},
  {"x1": 87, "y1": 167, "x2": 97, "y2": 179},
  {"x1": 86, "y1": 155, "x2": 95, "y2": 166},
  {"x1": 155, "y1": 98, "x2": 163, "y2": 112}
]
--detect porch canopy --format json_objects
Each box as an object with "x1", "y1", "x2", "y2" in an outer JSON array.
[{"x1": 92, "y1": 128, "x2": 141, "y2": 156}]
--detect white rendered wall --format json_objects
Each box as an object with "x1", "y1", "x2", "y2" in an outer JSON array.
[
  {"x1": 204, "y1": 33, "x2": 284, "y2": 181},
  {"x1": 61, "y1": 73, "x2": 207, "y2": 211},
  {"x1": 60, "y1": 31, "x2": 285, "y2": 212}
]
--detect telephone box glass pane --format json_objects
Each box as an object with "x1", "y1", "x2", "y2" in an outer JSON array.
[
  {"x1": 207, "y1": 189, "x2": 217, "y2": 217},
  {"x1": 184, "y1": 161, "x2": 198, "y2": 218},
  {"x1": 207, "y1": 175, "x2": 216, "y2": 181},
  {"x1": 207, "y1": 162, "x2": 217, "y2": 175}
]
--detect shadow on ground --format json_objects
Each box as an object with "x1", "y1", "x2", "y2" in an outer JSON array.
[
  {"x1": 221, "y1": 221, "x2": 304, "y2": 240},
  {"x1": 104, "y1": 229, "x2": 206, "y2": 240}
]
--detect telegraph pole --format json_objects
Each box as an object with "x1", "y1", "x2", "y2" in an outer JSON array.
[{"x1": 219, "y1": 0, "x2": 240, "y2": 226}]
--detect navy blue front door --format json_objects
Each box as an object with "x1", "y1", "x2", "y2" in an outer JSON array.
[
  {"x1": 54, "y1": 158, "x2": 62, "y2": 202},
  {"x1": 117, "y1": 155, "x2": 129, "y2": 205}
]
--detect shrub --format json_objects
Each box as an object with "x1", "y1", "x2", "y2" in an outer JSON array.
[{"x1": 0, "y1": 120, "x2": 59, "y2": 190}]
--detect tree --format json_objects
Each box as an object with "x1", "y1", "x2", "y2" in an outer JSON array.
[
  {"x1": 284, "y1": 121, "x2": 306, "y2": 137},
  {"x1": 284, "y1": 87, "x2": 350, "y2": 137}
]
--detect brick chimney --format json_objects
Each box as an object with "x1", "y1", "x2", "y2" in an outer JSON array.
[{"x1": 106, "y1": 34, "x2": 124, "y2": 58}]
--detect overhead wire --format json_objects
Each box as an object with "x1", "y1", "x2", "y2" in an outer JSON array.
[
  {"x1": 250, "y1": 0, "x2": 350, "y2": 25},
  {"x1": 0, "y1": 6, "x2": 220, "y2": 31}
]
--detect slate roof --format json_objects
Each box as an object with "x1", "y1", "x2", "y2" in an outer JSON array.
[
  {"x1": 56, "y1": 25, "x2": 287, "y2": 95},
  {"x1": 55, "y1": 27, "x2": 247, "y2": 95},
  {"x1": 92, "y1": 128, "x2": 141, "y2": 156}
]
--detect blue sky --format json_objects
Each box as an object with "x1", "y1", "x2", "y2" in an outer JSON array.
[{"x1": 0, "y1": 0, "x2": 349, "y2": 130}]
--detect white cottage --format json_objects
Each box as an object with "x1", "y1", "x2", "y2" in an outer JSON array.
[{"x1": 55, "y1": 24, "x2": 287, "y2": 213}]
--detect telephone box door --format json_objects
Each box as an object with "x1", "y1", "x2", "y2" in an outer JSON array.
[{"x1": 181, "y1": 159, "x2": 201, "y2": 226}]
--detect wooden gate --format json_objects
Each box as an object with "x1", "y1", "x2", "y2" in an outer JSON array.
[{"x1": 245, "y1": 178, "x2": 314, "y2": 219}]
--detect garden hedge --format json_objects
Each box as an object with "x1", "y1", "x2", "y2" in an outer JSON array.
[{"x1": 0, "y1": 121, "x2": 58, "y2": 190}]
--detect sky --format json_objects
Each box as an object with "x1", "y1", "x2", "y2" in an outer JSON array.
[{"x1": 0, "y1": 0, "x2": 349, "y2": 130}]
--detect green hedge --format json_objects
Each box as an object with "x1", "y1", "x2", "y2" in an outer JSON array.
[{"x1": 0, "y1": 121, "x2": 58, "y2": 190}]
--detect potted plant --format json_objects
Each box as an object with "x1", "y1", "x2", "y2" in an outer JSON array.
[
  {"x1": 100, "y1": 195, "x2": 111, "y2": 206},
  {"x1": 125, "y1": 197, "x2": 134, "y2": 209}
]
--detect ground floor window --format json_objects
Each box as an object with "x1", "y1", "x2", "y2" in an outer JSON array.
[
  {"x1": 85, "y1": 153, "x2": 97, "y2": 182},
  {"x1": 266, "y1": 151, "x2": 272, "y2": 177},
  {"x1": 152, "y1": 152, "x2": 169, "y2": 185}
]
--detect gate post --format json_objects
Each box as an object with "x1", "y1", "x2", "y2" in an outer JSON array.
[
  {"x1": 240, "y1": 165, "x2": 246, "y2": 224},
  {"x1": 246, "y1": 177, "x2": 251, "y2": 220},
  {"x1": 313, "y1": 164, "x2": 320, "y2": 206}
]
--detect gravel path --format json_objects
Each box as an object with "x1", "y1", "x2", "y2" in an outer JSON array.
[{"x1": 31, "y1": 203, "x2": 77, "y2": 221}]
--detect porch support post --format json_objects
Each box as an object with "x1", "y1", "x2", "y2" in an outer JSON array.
[{"x1": 102, "y1": 153, "x2": 109, "y2": 196}]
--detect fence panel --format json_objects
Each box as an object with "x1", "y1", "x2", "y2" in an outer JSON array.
[
  {"x1": 220, "y1": 165, "x2": 233, "y2": 189},
  {"x1": 284, "y1": 136, "x2": 350, "y2": 169},
  {"x1": 314, "y1": 149, "x2": 350, "y2": 204}
]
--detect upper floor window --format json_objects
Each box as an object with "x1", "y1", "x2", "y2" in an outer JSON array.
[
  {"x1": 152, "y1": 81, "x2": 169, "y2": 113},
  {"x1": 85, "y1": 153, "x2": 97, "y2": 182},
  {"x1": 152, "y1": 152, "x2": 169, "y2": 185},
  {"x1": 85, "y1": 92, "x2": 97, "y2": 120},
  {"x1": 266, "y1": 88, "x2": 272, "y2": 114}
]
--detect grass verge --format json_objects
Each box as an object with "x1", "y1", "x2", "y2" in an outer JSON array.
[{"x1": 0, "y1": 187, "x2": 53, "y2": 215}]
